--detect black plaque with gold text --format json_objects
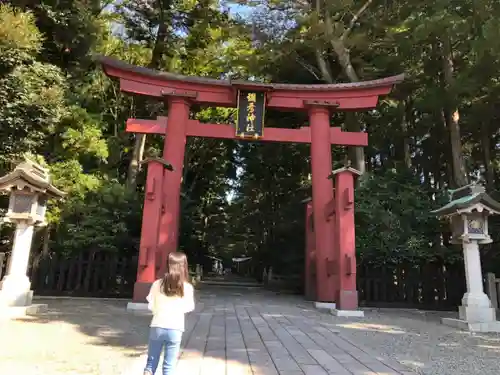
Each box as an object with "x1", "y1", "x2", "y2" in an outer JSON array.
[{"x1": 235, "y1": 90, "x2": 266, "y2": 139}]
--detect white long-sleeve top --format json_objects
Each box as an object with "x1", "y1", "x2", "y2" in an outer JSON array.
[{"x1": 146, "y1": 279, "x2": 195, "y2": 331}]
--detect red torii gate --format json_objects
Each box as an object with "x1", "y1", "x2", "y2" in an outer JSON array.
[{"x1": 98, "y1": 56, "x2": 403, "y2": 311}]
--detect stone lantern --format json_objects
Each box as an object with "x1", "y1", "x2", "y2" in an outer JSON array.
[
  {"x1": 431, "y1": 183, "x2": 500, "y2": 332},
  {"x1": 0, "y1": 159, "x2": 65, "y2": 316}
]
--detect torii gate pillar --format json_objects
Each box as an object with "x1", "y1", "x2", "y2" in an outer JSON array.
[
  {"x1": 304, "y1": 201, "x2": 316, "y2": 301},
  {"x1": 309, "y1": 107, "x2": 336, "y2": 303},
  {"x1": 132, "y1": 158, "x2": 172, "y2": 301},
  {"x1": 332, "y1": 167, "x2": 363, "y2": 316},
  {"x1": 157, "y1": 99, "x2": 190, "y2": 277}
]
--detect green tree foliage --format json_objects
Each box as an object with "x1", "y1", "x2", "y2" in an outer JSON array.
[
  {"x1": 355, "y1": 169, "x2": 448, "y2": 265},
  {"x1": 228, "y1": 0, "x2": 500, "y2": 275},
  {"x1": 3, "y1": 0, "x2": 500, "y2": 280},
  {"x1": 10, "y1": 0, "x2": 100, "y2": 73},
  {"x1": 0, "y1": 4, "x2": 130, "y2": 256},
  {"x1": 53, "y1": 182, "x2": 142, "y2": 256},
  {"x1": 0, "y1": 5, "x2": 66, "y2": 168}
]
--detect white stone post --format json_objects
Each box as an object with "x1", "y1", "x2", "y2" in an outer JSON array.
[
  {"x1": 459, "y1": 241, "x2": 496, "y2": 322},
  {"x1": 0, "y1": 221, "x2": 35, "y2": 306}
]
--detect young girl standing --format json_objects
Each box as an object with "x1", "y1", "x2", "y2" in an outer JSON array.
[{"x1": 144, "y1": 252, "x2": 195, "y2": 375}]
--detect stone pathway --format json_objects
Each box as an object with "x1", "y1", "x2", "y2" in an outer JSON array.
[
  {"x1": 126, "y1": 288, "x2": 415, "y2": 375},
  {"x1": 2, "y1": 289, "x2": 498, "y2": 375}
]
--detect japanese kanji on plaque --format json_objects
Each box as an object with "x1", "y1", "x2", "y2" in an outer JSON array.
[{"x1": 236, "y1": 90, "x2": 265, "y2": 139}]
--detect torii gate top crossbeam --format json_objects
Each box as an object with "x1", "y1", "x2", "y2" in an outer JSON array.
[{"x1": 97, "y1": 55, "x2": 404, "y2": 111}]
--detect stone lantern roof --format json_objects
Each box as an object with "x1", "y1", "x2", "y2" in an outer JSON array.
[
  {"x1": 0, "y1": 159, "x2": 65, "y2": 199},
  {"x1": 431, "y1": 183, "x2": 500, "y2": 217}
]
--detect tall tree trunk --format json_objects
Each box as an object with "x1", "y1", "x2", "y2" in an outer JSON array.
[
  {"x1": 441, "y1": 36, "x2": 468, "y2": 187},
  {"x1": 481, "y1": 121, "x2": 494, "y2": 189},
  {"x1": 325, "y1": 5, "x2": 369, "y2": 173},
  {"x1": 31, "y1": 226, "x2": 51, "y2": 279},
  {"x1": 345, "y1": 113, "x2": 365, "y2": 173},
  {"x1": 314, "y1": 49, "x2": 333, "y2": 83},
  {"x1": 402, "y1": 100, "x2": 412, "y2": 169},
  {"x1": 431, "y1": 126, "x2": 444, "y2": 189},
  {"x1": 127, "y1": 134, "x2": 147, "y2": 189},
  {"x1": 150, "y1": 22, "x2": 169, "y2": 70},
  {"x1": 392, "y1": 100, "x2": 412, "y2": 169},
  {"x1": 126, "y1": 1, "x2": 172, "y2": 189},
  {"x1": 331, "y1": 40, "x2": 360, "y2": 83},
  {"x1": 314, "y1": 40, "x2": 365, "y2": 173}
]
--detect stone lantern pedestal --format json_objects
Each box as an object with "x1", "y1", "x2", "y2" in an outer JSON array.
[
  {"x1": 432, "y1": 183, "x2": 500, "y2": 332},
  {"x1": 0, "y1": 159, "x2": 65, "y2": 319},
  {"x1": 458, "y1": 241, "x2": 496, "y2": 319},
  {"x1": 0, "y1": 222, "x2": 35, "y2": 307}
]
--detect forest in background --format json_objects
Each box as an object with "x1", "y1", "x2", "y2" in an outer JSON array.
[{"x1": 2, "y1": 0, "x2": 500, "y2": 279}]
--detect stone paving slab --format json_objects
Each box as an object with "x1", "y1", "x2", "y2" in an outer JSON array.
[{"x1": 124, "y1": 289, "x2": 416, "y2": 375}]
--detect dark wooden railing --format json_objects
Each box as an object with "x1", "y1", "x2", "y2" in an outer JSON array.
[
  {"x1": 263, "y1": 261, "x2": 466, "y2": 310},
  {"x1": 357, "y1": 261, "x2": 466, "y2": 310},
  {"x1": 0, "y1": 252, "x2": 468, "y2": 310},
  {"x1": 0, "y1": 251, "x2": 138, "y2": 298},
  {"x1": 487, "y1": 272, "x2": 500, "y2": 311}
]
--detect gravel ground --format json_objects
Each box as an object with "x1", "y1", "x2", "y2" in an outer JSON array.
[
  {"x1": 1, "y1": 294, "x2": 500, "y2": 375},
  {"x1": 0, "y1": 298, "x2": 150, "y2": 375},
  {"x1": 304, "y1": 306, "x2": 500, "y2": 375}
]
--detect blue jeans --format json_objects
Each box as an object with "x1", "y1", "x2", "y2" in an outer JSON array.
[{"x1": 144, "y1": 327, "x2": 183, "y2": 375}]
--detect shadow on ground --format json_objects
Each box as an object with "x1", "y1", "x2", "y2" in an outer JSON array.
[
  {"x1": 17, "y1": 298, "x2": 151, "y2": 355},
  {"x1": 0, "y1": 288, "x2": 277, "y2": 375},
  {"x1": 3, "y1": 288, "x2": 500, "y2": 375}
]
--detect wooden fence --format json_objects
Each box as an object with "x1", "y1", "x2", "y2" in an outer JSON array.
[
  {"x1": 0, "y1": 251, "x2": 138, "y2": 298},
  {"x1": 0, "y1": 251, "x2": 469, "y2": 310},
  {"x1": 487, "y1": 272, "x2": 500, "y2": 311},
  {"x1": 266, "y1": 261, "x2": 467, "y2": 310},
  {"x1": 357, "y1": 262, "x2": 466, "y2": 310},
  {"x1": 263, "y1": 268, "x2": 302, "y2": 293}
]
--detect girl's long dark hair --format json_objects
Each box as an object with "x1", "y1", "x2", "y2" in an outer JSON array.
[{"x1": 161, "y1": 252, "x2": 189, "y2": 297}]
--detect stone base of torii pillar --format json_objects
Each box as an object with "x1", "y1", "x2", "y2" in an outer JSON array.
[
  {"x1": 0, "y1": 222, "x2": 47, "y2": 320},
  {"x1": 441, "y1": 241, "x2": 500, "y2": 333}
]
